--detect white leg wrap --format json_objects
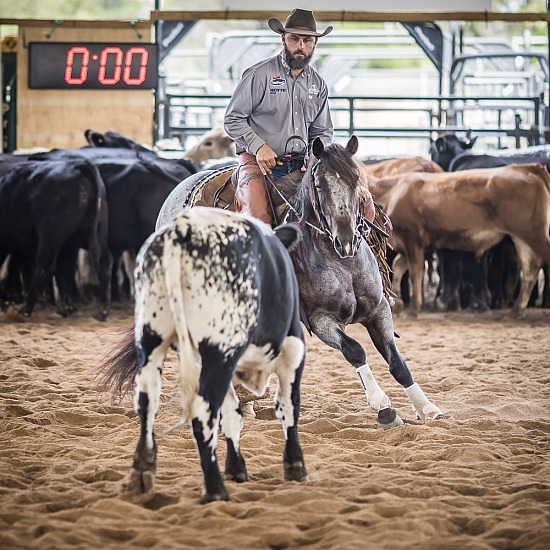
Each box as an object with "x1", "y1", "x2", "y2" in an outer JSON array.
[
  {"x1": 404, "y1": 382, "x2": 443, "y2": 421},
  {"x1": 356, "y1": 364, "x2": 391, "y2": 413}
]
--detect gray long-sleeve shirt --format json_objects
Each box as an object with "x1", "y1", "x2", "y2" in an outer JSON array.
[{"x1": 224, "y1": 51, "x2": 333, "y2": 158}]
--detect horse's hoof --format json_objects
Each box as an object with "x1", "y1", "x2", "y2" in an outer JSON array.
[
  {"x1": 377, "y1": 407, "x2": 404, "y2": 429},
  {"x1": 415, "y1": 403, "x2": 445, "y2": 422}
]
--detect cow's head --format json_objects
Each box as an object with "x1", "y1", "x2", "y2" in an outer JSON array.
[
  {"x1": 183, "y1": 128, "x2": 236, "y2": 165},
  {"x1": 430, "y1": 133, "x2": 478, "y2": 171}
]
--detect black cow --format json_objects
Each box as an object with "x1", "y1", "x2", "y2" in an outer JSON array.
[
  {"x1": 24, "y1": 147, "x2": 196, "y2": 299},
  {"x1": 430, "y1": 134, "x2": 550, "y2": 172},
  {"x1": 0, "y1": 160, "x2": 112, "y2": 320},
  {"x1": 91, "y1": 157, "x2": 196, "y2": 299},
  {"x1": 84, "y1": 128, "x2": 151, "y2": 152},
  {"x1": 29, "y1": 146, "x2": 198, "y2": 180}
]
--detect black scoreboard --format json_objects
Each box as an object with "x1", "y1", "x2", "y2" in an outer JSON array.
[{"x1": 28, "y1": 42, "x2": 158, "y2": 90}]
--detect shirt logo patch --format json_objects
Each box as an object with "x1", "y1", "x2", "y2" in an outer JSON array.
[
  {"x1": 308, "y1": 84, "x2": 320, "y2": 96},
  {"x1": 270, "y1": 75, "x2": 286, "y2": 86}
]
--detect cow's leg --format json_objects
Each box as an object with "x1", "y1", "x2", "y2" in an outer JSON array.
[
  {"x1": 128, "y1": 266, "x2": 173, "y2": 494},
  {"x1": 390, "y1": 253, "x2": 409, "y2": 308},
  {"x1": 55, "y1": 246, "x2": 80, "y2": 317},
  {"x1": 20, "y1": 244, "x2": 57, "y2": 317},
  {"x1": 92, "y1": 239, "x2": 113, "y2": 322},
  {"x1": 404, "y1": 242, "x2": 425, "y2": 314},
  {"x1": 273, "y1": 334, "x2": 308, "y2": 482},
  {"x1": 191, "y1": 356, "x2": 238, "y2": 503},
  {"x1": 129, "y1": 332, "x2": 170, "y2": 494},
  {"x1": 542, "y1": 264, "x2": 550, "y2": 308},
  {"x1": 310, "y1": 314, "x2": 403, "y2": 429},
  {"x1": 510, "y1": 239, "x2": 544, "y2": 318},
  {"x1": 362, "y1": 298, "x2": 444, "y2": 423},
  {"x1": 220, "y1": 383, "x2": 248, "y2": 482}
]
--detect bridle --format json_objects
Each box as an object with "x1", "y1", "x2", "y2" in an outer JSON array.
[
  {"x1": 307, "y1": 160, "x2": 363, "y2": 257},
  {"x1": 266, "y1": 137, "x2": 390, "y2": 257},
  {"x1": 267, "y1": 157, "x2": 364, "y2": 257}
]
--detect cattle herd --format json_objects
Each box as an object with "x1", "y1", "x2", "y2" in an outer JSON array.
[
  {"x1": 0, "y1": 129, "x2": 549, "y2": 320},
  {"x1": 0, "y1": 129, "x2": 549, "y2": 321}
]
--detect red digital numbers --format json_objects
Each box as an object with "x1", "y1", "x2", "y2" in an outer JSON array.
[
  {"x1": 65, "y1": 46, "x2": 89, "y2": 85},
  {"x1": 124, "y1": 47, "x2": 149, "y2": 85},
  {"x1": 64, "y1": 46, "x2": 150, "y2": 86}
]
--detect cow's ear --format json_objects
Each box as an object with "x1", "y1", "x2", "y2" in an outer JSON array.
[
  {"x1": 312, "y1": 137, "x2": 324, "y2": 158},
  {"x1": 274, "y1": 224, "x2": 302, "y2": 251},
  {"x1": 466, "y1": 136, "x2": 478, "y2": 149},
  {"x1": 436, "y1": 137, "x2": 446, "y2": 153},
  {"x1": 346, "y1": 135, "x2": 359, "y2": 155}
]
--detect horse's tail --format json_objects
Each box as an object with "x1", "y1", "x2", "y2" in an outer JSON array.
[{"x1": 95, "y1": 322, "x2": 139, "y2": 399}]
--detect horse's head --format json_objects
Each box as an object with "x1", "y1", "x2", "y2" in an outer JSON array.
[{"x1": 306, "y1": 136, "x2": 362, "y2": 258}]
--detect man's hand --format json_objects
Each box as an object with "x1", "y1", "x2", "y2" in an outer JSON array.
[{"x1": 256, "y1": 144, "x2": 282, "y2": 175}]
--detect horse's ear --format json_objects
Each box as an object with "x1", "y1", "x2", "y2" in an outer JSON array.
[
  {"x1": 346, "y1": 135, "x2": 359, "y2": 155},
  {"x1": 312, "y1": 137, "x2": 324, "y2": 158}
]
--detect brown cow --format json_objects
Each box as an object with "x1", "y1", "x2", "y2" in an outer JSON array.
[
  {"x1": 366, "y1": 156, "x2": 443, "y2": 179},
  {"x1": 364, "y1": 158, "x2": 444, "y2": 304},
  {"x1": 183, "y1": 128, "x2": 236, "y2": 165},
  {"x1": 383, "y1": 163, "x2": 550, "y2": 317}
]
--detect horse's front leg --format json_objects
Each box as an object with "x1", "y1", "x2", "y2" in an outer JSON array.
[
  {"x1": 311, "y1": 316, "x2": 403, "y2": 429},
  {"x1": 362, "y1": 300, "x2": 444, "y2": 422}
]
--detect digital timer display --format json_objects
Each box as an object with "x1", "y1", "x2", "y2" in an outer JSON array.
[{"x1": 28, "y1": 42, "x2": 158, "y2": 90}]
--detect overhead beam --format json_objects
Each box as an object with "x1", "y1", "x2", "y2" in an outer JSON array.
[
  {"x1": 151, "y1": 10, "x2": 550, "y2": 23},
  {"x1": 0, "y1": 18, "x2": 150, "y2": 29}
]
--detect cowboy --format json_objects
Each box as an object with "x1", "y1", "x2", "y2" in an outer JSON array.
[{"x1": 224, "y1": 9, "x2": 334, "y2": 225}]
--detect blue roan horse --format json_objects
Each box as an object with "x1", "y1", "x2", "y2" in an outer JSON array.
[{"x1": 157, "y1": 135, "x2": 443, "y2": 428}]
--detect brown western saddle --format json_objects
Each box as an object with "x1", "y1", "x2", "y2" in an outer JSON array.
[{"x1": 188, "y1": 164, "x2": 301, "y2": 223}]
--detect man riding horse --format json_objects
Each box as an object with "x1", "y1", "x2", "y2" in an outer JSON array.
[{"x1": 224, "y1": 8, "x2": 377, "y2": 226}]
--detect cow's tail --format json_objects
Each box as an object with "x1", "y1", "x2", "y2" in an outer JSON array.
[
  {"x1": 95, "y1": 322, "x2": 139, "y2": 399},
  {"x1": 77, "y1": 161, "x2": 110, "y2": 281},
  {"x1": 163, "y1": 239, "x2": 201, "y2": 427}
]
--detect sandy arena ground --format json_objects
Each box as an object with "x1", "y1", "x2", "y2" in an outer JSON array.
[{"x1": 1, "y1": 303, "x2": 549, "y2": 549}]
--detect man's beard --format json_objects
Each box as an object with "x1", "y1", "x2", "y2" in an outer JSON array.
[{"x1": 284, "y1": 44, "x2": 314, "y2": 70}]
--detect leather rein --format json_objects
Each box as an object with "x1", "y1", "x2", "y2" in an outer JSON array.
[{"x1": 266, "y1": 157, "x2": 389, "y2": 258}]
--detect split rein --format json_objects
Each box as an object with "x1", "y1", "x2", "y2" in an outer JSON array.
[{"x1": 265, "y1": 161, "x2": 390, "y2": 257}]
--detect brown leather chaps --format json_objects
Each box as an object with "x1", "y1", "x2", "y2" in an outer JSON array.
[{"x1": 234, "y1": 152, "x2": 273, "y2": 225}]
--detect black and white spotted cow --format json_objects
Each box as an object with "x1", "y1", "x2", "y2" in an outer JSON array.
[{"x1": 100, "y1": 208, "x2": 307, "y2": 503}]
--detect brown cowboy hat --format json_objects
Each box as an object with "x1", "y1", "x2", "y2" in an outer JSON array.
[{"x1": 268, "y1": 9, "x2": 333, "y2": 38}]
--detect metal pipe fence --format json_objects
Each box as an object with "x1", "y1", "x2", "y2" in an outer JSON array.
[{"x1": 157, "y1": 93, "x2": 546, "y2": 152}]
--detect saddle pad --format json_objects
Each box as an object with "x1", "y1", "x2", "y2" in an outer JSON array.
[{"x1": 187, "y1": 166, "x2": 237, "y2": 210}]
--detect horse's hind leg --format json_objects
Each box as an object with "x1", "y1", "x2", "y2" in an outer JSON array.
[
  {"x1": 311, "y1": 316, "x2": 403, "y2": 429},
  {"x1": 362, "y1": 300, "x2": 443, "y2": 422},
  {"x1": 220, "y1": 383, "x2": 248, "y2": 483}
]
